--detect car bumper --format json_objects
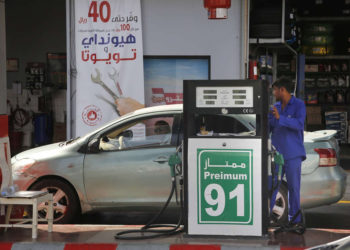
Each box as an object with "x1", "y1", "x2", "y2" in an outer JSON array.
[{"x1": 300, "y1": 165, "x2": 347, "y2": 208}]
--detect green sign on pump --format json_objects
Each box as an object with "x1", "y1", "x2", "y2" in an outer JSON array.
[{"x1": 197, "y1": 149, "x2": 253, "y2": 224}]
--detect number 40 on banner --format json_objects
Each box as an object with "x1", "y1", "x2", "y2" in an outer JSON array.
[{"x1": 88, "y1": 1, "x2": 111, "y2": 23}]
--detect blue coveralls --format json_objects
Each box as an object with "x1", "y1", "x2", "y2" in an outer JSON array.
[{"x1": 269, "y1": 96, "x2": 306, "y2": 223}]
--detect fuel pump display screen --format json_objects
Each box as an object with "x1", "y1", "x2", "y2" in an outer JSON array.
[{"x1": 196, "y1": 87, "x2": 254, "y2": 108}]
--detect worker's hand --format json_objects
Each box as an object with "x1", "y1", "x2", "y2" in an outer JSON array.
[
  {"x1": 115, "y1": 97, "x2": 145, "y2": 116},
  {"x1": 272, "y1": 106, "x2": 280, "y2": 120}
]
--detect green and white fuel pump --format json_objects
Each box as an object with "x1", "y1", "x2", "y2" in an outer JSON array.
[{"x1": 183, "y1": 80, "x2": 269, "y2": 236}]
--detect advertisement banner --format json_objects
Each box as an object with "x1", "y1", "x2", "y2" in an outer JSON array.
[{"x1": 74, "y1": 0, "x2": 144, "y2": 136}]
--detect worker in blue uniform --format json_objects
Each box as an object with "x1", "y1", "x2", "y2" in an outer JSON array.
[{"x1": 268, "y1": 77, "x2": 306, "y2": 233}]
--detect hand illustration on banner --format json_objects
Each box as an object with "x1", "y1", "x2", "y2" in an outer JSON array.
[
  {"x1": 106, "y1": 67, "x2": 144, "y2": 115},
  {"x1": 114, "y1": 97, "x2": 144, "y2": 116},
  {"x1": 91, "y1": 68, "x2": 144, "y2": 117},
  {"x1": 108, "y1": 68, "x2": 123, "y2": 97},
  {"x1": 91, "y1": 68, "x2": 122, "y2": 116}
]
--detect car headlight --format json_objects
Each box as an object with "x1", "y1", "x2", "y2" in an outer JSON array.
[{"x1": 12, "y1": 158, "x2": 36, "y2": 175}]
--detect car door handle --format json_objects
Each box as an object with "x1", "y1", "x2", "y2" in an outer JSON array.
[{"x1": 153, "y1": 156, "x2": 169, "y2": 163}]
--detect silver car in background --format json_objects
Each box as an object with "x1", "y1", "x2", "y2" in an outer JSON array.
[
  {"x1": 11, "y1": 104, "x2": 346, "y2": 223},
  {"x1": 272, "y1": 129, "x2": 347, "y2": 222}
]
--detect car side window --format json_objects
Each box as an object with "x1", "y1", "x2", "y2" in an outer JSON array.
[{"x1": 99, "y1": 116, "x2": 174, "y2": 151}]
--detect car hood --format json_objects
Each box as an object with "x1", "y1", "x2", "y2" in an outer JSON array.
[{"x1": 13, "y1": 141, "x2": 78, "y2": 162}]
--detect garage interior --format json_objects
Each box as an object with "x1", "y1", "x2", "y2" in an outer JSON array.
[
  {"x1": 3, "y1": 0, "x2": 350, "y2": 156},
  {"x1": 5, "y1": 0, "x2": 66, "y2": 155},
  {"x1": 249, "y1": 0, "x2": 350, "y2": 148}
]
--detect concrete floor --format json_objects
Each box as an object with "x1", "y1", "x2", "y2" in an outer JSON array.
[
  {"x1": 0, "y1": 224, "x2": 349, "y2": 249},
  {"x1": 1, "y1": 145, "x2": 348, "y2": 249}
]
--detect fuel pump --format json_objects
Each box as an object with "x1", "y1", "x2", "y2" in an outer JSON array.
[{"x1": 183, "y1": 80, "x2": 269, "y2": 237}]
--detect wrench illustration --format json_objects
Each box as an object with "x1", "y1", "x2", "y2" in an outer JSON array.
[
  {"x1": 91, "y1": 68, "x2": 120, "y2": 99},
  {"x1": 108, "y1": 68, "x2": 123, "y2": 97},
  {"x1": 91, "y1": 68, "x2": 121, "y2": 116}
]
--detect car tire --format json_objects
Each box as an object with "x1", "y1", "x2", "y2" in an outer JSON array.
[
  {"x1": 29, "y1": 178, "x2": 80, "y2": 224},
  {"x1": 271, "y1": 183, "x2": 288, "y2": 225}
]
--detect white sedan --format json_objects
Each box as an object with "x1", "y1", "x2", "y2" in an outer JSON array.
[{"x1": 11, "y1": 104, "x2": 347, "y2": 223}]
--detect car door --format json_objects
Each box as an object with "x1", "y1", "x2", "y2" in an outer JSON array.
[{"x1": 83, "y1": 114, "x2": 181, "y2": 208}]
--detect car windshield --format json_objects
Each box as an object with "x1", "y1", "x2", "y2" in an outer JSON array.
[
  {"x1": 232, "y1": 114, "x2": 256, "y2": 130},
  {"x1": 195, "y1": 114, "x2": 256, "y2": 136}
]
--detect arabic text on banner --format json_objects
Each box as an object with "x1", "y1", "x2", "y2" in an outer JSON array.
[{"x1": 74, "y1": 0, "x2": 144, "y2": 136}]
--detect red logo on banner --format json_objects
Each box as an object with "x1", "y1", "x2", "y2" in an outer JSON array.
[
  {"x1": 151, "y1": 88, "x2": 165, "y2": 104},
  {"x1": 151, "y1": 88, "x2": 183, "y2": 105},
  {"x1": 82, "y1": 105, "x2": 102, "y2": 126}
]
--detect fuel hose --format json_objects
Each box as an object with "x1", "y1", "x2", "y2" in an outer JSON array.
[
  {"x1": 115, "y1": 148, "x2": 184, "y2": 240},
  {"x1": 114, "y1": 177, "x2": 184, "y2": 240}
]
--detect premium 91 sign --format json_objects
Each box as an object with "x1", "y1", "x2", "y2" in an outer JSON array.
[{"x1": 198, "y1": 149, "x2": 253, "y2": 224}]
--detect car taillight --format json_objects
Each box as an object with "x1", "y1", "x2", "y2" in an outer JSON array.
[{"x1": 314, "y1": 148, "x2": 337, "y2": 167}]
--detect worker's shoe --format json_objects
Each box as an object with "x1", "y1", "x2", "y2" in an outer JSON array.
[
  {"x1": 269, "y1": 214, "x2": 279, "y2": 227},
  {"x1": 288, "y1": 222, "x2": 306, "y2": 235}
]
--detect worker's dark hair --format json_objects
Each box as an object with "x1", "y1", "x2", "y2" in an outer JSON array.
[
  {"x1": 155, "y1": 120, "x2": 169, "y2": 127},
  {"x1": 272, "y1": 76, "x2": 294, "y2": 93},
  {"x1": 154, "y1": 120, "x2": 170, "y2": 134}
]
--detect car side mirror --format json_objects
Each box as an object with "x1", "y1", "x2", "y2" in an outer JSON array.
[{"x1": 87, "y1": 138, "x2": 100, "y2": 153}]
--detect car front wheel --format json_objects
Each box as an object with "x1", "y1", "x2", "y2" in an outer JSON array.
[{"x1": 29, "y1": 178, "x2": 80, "y2": 224}]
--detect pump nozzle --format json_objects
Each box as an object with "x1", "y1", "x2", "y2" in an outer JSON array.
[
  {"x1": 274, "y1": 152, "x2": 284, "y2": 166},
  {"x1": 168, "y1": 154, "x2": 181, "y2": 178}
]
